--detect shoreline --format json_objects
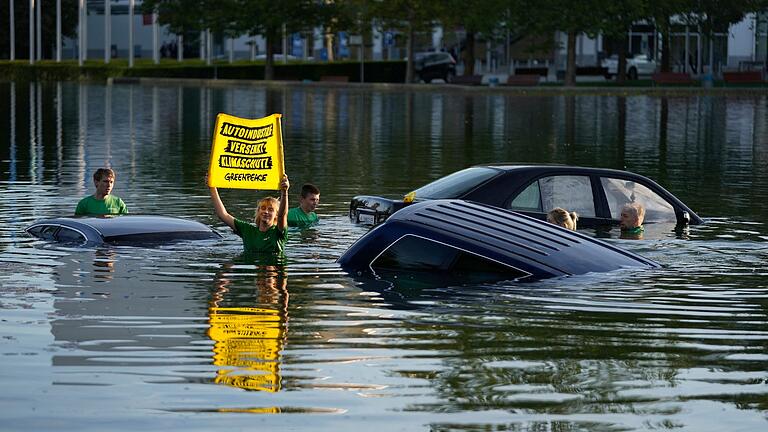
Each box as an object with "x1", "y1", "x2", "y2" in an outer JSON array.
[
  {"x1": 108, "y1": 77, "x2": 768, "y2": 96},
  {"x1": 3, "y1": 60, "x2": 768, "y2": 95}
]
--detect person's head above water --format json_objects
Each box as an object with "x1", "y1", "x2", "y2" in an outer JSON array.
[
  {"x1": 298, "y1": 183, "x2": 320, "y2": 213},
  {"x1": 547, "y1": 207, "x2": 578, "y2": 231},
  {"x1": 93, "y1": 168, "x2": 116, "y2": 199},
  {"x1": 620, "y1": 203, "x2": 645, "y2": 230},
  {"x1": 255, "y1": 197, "x2": 280, "y2": 227}
]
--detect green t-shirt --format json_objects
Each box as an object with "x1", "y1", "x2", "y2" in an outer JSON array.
[
  {"x1": 75, "y1": 195, "x2": 128, "y2": 216},
  {"x1": 621, "y1": 225, "x2": 644, "y2": 234},
  {"x1": 233, "y1": 218, "x2": 288, "y2": 254},
  {"x1": 287, "y1": 207, "x2": 319, "y2": 228}
]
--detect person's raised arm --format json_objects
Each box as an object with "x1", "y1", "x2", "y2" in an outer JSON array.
[
  {"x1": 210, "y1": 185, "x2": 236, "y2": 230},
  {"x1": 277, "y1": 175, "x2": 290, "y2": 231}
]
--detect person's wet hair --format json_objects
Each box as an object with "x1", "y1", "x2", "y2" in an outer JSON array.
[{"x1": 547, "y1": 207, "x2": 578, "y2": 231}]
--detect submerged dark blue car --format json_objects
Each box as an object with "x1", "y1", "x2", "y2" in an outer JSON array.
[
  {"x1": 25, "y1": 215, "x2": 222, "y2": 246},
  {"x1": 350, "y1": 164, "x2": 702, "y2": 227},
  {"x1": 339, "y1": 199, "x2": 659, "y2": 281}
]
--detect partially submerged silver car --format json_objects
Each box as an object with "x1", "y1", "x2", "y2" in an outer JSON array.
[{"x1": 25, "y1": 215, "x2": 222, "y2": 246}]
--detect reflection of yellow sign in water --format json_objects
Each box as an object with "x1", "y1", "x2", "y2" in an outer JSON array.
[
  {"x1": 207, "y1": 113, "x2": 285, "y2": 190},
  {"x1": 208, "y1": 306, "x2": 284, "y2": 392}
]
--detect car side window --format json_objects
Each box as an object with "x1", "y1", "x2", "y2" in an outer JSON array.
[
  {"x1": 26, "y1": 225, "x2": 44, "y2": 237},
  {"x1": 601, "y1": 177, "x2": 676, "y2": 222},
  {"x1": 371, "y1": 235, "x2": 524, "y2": 278},
  {"x1": 509, "y1": 181, "x2": 542, "y2": 211},
  {"x1": 372, "y1": 236, "x2": 458, "y2": 271},
  {"x1": 38, "y1": 225, "x2": 58, "y2": 240},
  {"x1": 513, "y1": 176, "x2": 595, "y2": 217},
  {"x1": 56, "y1": 227, "x2": 86, "y2": 243}
]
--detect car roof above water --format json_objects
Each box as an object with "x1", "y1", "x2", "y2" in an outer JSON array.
[
  {"x1": 477, "y1": 163, "x2": 648, "y2": 177},
  {"x1": 339, "y1": 199, "x2": 659, "y2": 280},
  {"x1": 72, "y1": 215, "x2": 215, "y2": 236},
  {"x1": 25, "y1": 215, "x2": 222, "y2": 245}
]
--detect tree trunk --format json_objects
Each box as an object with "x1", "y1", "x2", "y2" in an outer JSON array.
[
  {"x1": 616, "y1": 34, "x2": 628, "y2": 84},
  {"x1": 325, "y1": 29, "x2": 334, "y2": 61},
  {"x1": 660, "y1": 18, "x2": 671, "y2": 73},
  {"x1": 265, "y1": 32, "x2": 275, "y2": 81},
  {"x1": 565, "y1": 31, "x2": 577, "y2": 87},
  {"x1": 464, "y1": 32, "x2": 476, "y2": 76},
  {"x1": 405, "y1": 23, "x2": 415, "y2": 83}
]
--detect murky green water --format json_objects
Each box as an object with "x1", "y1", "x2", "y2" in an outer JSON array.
[{"x1": 0, "y1": 81, "x2": 766, "y2": 431}]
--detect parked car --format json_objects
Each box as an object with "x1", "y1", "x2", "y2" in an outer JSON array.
[
  {"x1": 25, "y1": 215, "x2": 222, "y2": 246},
  {"x1": 349, "y1": 164, "x2": 702, "y2": 227},
  {"x1": 602, "y1": 54, "x2": 657, "y2": 80},
  {"x1": 339, "y1": 199, "x2": 659, "y2": 282},
  {"x1": 254, "y1": 54, "x2": 301, "y2": 61},
  {"x1": 413, "y1": 51, "x2": 456, "y2": 83}
]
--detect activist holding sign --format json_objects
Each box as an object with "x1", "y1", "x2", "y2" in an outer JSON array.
[
  {"x1": 209, "y1": 175, "x2": 290, "y2": 254},
  {"x1": 207, "y1": 112, "x2": 291, "y2": 254}
]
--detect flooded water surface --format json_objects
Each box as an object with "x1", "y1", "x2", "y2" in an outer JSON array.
[{"x1": 0, "y1": 81, "x2": 767, "y2": 431}]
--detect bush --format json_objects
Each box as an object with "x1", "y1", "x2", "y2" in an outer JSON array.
[{"x1": 0, "y1": 59, "x2": 408, "y2": 83}]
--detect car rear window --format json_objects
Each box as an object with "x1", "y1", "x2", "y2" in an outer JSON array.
[
  {"x1": 411, "y1": 167, "x2": 499, "y2": 199},
  {"x1": 371, "y1": 235, "x2": 528, "y2": 281},
  {"x1": 56, "y1": 227, "x2": 86, "y2": 243}
]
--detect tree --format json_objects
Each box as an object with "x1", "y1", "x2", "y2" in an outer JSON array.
[
  {"x1": 678, "y1": 0, "x2": 768, "y2": 75},
  {"x1": 517, "y1": 0, "x2": 607, "y2": 86},
  {"x1": 326, "y1": 0, "x2": 373, "y2": 62},
  {"x1": 369, "y1": 0, "x2": 441, "y2": 83},
  {"x1": 645, "y1": 0, "x2": 690, "y2": 73},
  {"x1": 0, "y1": 0, "x2": 79, "y2": 60},
  {"x1": 142, "y1": 0, "x2": 237, "y2": 62},
  {"x1": 439, "y1": 0, "x2": 512, "y2": 76},
  {"x1": 599, "y1": 1, "x2": 648, "y2": 83},
  {"x1": 233, "y1": 0, "x2": 327, "y2": 80},
  {"x1": 142, "y1": 0, "x2": 207, "y2": 36}
]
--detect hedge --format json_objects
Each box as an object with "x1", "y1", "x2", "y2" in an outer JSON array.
[{"x1": 0, "y1": 60, "x2": 407, "y2": 83}]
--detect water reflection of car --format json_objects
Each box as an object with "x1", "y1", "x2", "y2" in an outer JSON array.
[
  {"x1": 339, "y1": 199, "x2": 659, "y2": 282},
  {"x1": 25, "y1": 215, "x2": 222, "y2": 245},
  {"x1": 413, "y1": 51, "x2": 456, "y2": 83},
  {"x1": 349, "y1": 164, "x2": 702, "y2": 227},
  {"x1": 602, "y1": 54, "x2": 657, "y2": 80}
]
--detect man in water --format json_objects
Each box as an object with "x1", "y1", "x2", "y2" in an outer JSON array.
[
  {"x1": 287, "y1": 183, "x2": 320, "y2": 228},
  {"x1": 75, "y1": 168, "x2": 128, "y2": 216},
  {"x1": 620, "y1": 203, "x2": 644, "y2": 239}
]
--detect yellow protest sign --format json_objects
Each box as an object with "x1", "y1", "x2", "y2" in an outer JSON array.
[{"x1": 207, "y1": 113, "x2": 285, "y2": 190}]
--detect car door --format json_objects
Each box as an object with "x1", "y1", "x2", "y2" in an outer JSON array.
[{"x1": 506, "y1": 174, "x2": 612, "y2": 228}]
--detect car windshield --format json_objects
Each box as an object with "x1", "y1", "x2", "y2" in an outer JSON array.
[{"x1": 411, "y1": 167, "x2": 499, "y2": 199}]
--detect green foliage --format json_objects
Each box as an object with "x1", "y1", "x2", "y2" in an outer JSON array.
[
  {"x1": 369, "y1": 0, "x2": 442, "y2": 33},
  {"x1": 679, "y1": 0, "x2": 768, "y2": 33}
]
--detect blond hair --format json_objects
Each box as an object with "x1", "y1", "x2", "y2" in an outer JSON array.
[
  {"x1": 254, "y1": 197, "x2": 280, "y2": 225},
  {"x1": 621, "y1": 203, "x2": 645, "y2": 226},
  {"x1": 547, "y1": 207, "x2": 579, "y2": 231}
]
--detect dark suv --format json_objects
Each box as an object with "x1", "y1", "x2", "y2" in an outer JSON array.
[{"x1": 414, "y1": 52, "x2": 456, "y2": 83}]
